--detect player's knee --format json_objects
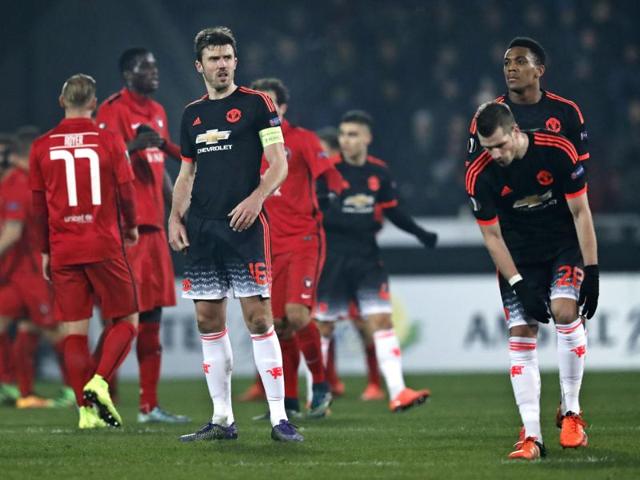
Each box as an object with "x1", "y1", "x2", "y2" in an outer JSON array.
[
  {"x1": 551, "y1": 302, "x2": 578, "y2": 325},
  {"x1": 509, "y1": 324, "x2": 538, "y2": 338},
  {"x1": 368, "y1": 313, "x2": 392, "y2": 331},
  {"x1": 284, "y1": 304, "x2": 310, "y2": 331},
  {"x1": 245, "y1": 310, "x2": 272, "y2": 334}
]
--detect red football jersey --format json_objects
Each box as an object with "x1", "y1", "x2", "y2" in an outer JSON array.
[
  {"x1": 0, "y1": 167, "x2": 41, "y2": 278},
  {"x1": 262, "y1": 119, "x2": 333, "y2": 254},
  {"x1": 29, "y1": 117, "x2": 135, "y2": 267},
  {"x1": 96, "y1": 88, "x2": 171, "y2": 229}
]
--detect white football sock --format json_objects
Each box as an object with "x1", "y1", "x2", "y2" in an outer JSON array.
[
  {"x1": 299, "y1": 352, "x2": 313, "y2": 406},
  {"x1": 373, "y1": 328, "x2": 406, "y2": 398},
  {"x1": 556, "y1": 318, "x2": 587, "y2": 415},
  {"x1": 509, "y1": 336, "x2": 542, "y2": 442},
  {"x1": 200, "y1": 329, "x2": 234, "y2": 426},
  {"x1": 251, "y1": 326, "x2": 287, "y2": 426},
  {"x1": 320, "y1": 334, "x2": 331, "y2": 368}
]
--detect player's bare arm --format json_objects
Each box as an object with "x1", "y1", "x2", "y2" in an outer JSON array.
[
  {"x1": 228, "y1": 141, "x2": 287, "y2": 232},
  {"x1": 567, "y1": 192, "x2": 599, "y2": 318},
  {"x1": 478, "y1": 221, "x2": 519, "y2": 280},
  {"x1": 0, "y1": 220, "x2": 24, "y2": 257},
  {"x1": 168, "y1": 160, "x2": 196, "y2": 252},
  {"x1": 41, "y1": 252, "x2": 51, "y2": 281}
]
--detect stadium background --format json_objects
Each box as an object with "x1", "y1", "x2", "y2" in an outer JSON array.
[{"x1": 2, "y1": 0, "x2": 639, "y2": 378}]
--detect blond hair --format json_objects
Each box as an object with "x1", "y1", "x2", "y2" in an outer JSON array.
[{"x1": 61, "y1": 74, "x2": 96, "y2": 108}]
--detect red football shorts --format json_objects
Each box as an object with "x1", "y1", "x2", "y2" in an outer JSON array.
[
  {"x1": 126, "y1": 227, "x2": 176, "y2": 312},
  {"x1": 0, "y1": 274, "x2": 55, "y2": 328},
  {"x1": 51, "y1": 256, "x2": 138, "y2": 322},
  {"x1": 270, "y1": 233, "x2": 325, "y2": 319}
]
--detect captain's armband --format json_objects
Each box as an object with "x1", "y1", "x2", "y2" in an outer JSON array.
[{"x1": 258, "y1": 126, "x2": 284, "y2": 148}]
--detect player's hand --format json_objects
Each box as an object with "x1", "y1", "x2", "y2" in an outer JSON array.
[
  {"x1": 41, "y1": 253, "x2": 51, "y2": 282},
  {"x1": 127, "y1": 125, "x2": 165, "y2": 152},
  {"x1": 228, "y1": 192, "x2": 263, "y2": 232},
  {"x1": 578, "y1": 265, "x2": 599, "y2": 319},
  {"x1": 124, "y1": 227, "x2": 139, "y2": 246},
  {"x1": 512, "y1": 279, "x2": 550, "y2": 323},
  {"x1": 417, "y1": 230, "x2": 438, "y2": 249},
  {"x1": 168, "y1": 216, "x2": 189, "y2": 252}
]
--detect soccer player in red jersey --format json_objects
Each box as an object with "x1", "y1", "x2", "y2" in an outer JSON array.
[
  {"x1": 96, "y1": 48, "x2": 188, "y2": 424},
  {"x1": 0, "y1": 129, "x2": 72, "y2": 408},
  {"x1": 30, "y1": 74, "x2": 140, "y2": 429},
  {"x1": 241, "y1": 78, "x2": 344, "y2": 418}
]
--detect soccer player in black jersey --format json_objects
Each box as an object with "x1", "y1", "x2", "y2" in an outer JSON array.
[
  {"x1": 467, "y1": 37, "x2": 590, "y2": 171},
  {"x1": 315, "y1": 110, "x2": 437, "y2": 412},
  {"x1": 466, "y1": 102, "x2": 599, "y2": 460},
  {"x1": 168, "y1": 26, "x2": 302, "y2": 443}
]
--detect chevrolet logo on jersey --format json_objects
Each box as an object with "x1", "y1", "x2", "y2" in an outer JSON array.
[
  {"x1": 513, "y1": 190, "x2": 555, "y2": 210},
  {"x1": 343, "y1": 193, "x2": 375, "y2": 213},
  {"x1": 196, "y1": 129, "x2": 231, "y2": 145}
]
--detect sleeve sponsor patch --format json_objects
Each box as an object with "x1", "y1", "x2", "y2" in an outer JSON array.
[
  {"x1": 269, "y1": 117, "x2": 282, "y2": 127},
  {"x1": 571, "y1": 165, "x2": 585, "y2": 180},
  {"x1": 467, "y1": 137, "x2": 477, "y2": 153},
  {"x1": 469, "y1": 196, "x2": 481, "y2": 212},
  {"x1": 259, "y1": 126, "x2": 284, "y2": 147}
]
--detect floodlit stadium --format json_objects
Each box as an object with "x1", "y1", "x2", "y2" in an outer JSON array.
[{"x1": 1, "y1": 1, "x2": 639, "y2": 479}]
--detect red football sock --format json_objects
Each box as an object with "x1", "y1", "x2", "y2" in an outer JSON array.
[
  {"x1": 137, "y1": 322, "x2": 161, "y2": 413},
  {"x1": 365, "y1": 343, "x2": 381, "y2": 387},
  {"x1": 326, "y1": 337, "x2": 339, "y2": 386},
  {"x1": 63, "y1": 334, "x2": 93, "y2": 406},
  {"x1": 54, "y1": 339, "x2": 71, "y2": 387},
  {"x1": 0, "y1": 332, "x2": 14, "y2": 383},
  {"x1": 96, "y1": 322, "x2": 137, "y2": 381},
  {"x1": 296, "y1": 322, "x2": 326, "y2": 384},
  {"x1": 13, "y1": 331, "x2": 39, "y2": 397},
  {"x1": 280, "y1": 335, "x2": 300, "y2": 399}
]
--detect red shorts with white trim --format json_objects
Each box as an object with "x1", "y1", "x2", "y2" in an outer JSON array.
[
  {"x1": 271, "y1": 233, "x2": 325, "y2": 319},
  {"x1": 51, "y1": 256, "x2": 138, "y2": 322},
  {"x1": 182, "y1": 213, "x2": 271, "y2": 300},
  {"x1": 127, "y1": 227, "x2": 176, "y2": 312},
  {"x1": 0, "y1": 274, "x2": 55, "y2": 328},
  {"x1": 500, "y1": 245, "x2": 583, "y2": 329}
]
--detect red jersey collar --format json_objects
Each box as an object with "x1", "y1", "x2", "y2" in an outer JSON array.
[
  {"x1": 59, "y1": 117, "x2": 95, "y2": 127},
  {"x1": 121, "y1": 87, "x2": 153, "y2": 113}
]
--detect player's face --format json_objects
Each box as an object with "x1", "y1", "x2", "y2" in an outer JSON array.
[
  {"x1": 478, "y1": 126, "x2": 517, "y2": 167},
  {"x1": 338, "y1": 122, "x2": 371, "y2": 159},
  {"x1": 196, "y1": 44, "x2": 237, "y2": 92},
  {"x1": 130, "y1": 53, "x2": 159, "y2": 94},
  {"x1": 503, "y1": 47, "x2": 544, "y2": 92}
]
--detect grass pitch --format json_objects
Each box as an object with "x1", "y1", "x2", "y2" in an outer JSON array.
[{"x1": 1, "y1": 372, "x2": 639, "y2": 480}]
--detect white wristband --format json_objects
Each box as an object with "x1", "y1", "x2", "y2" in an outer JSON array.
[{"x1": 508, "y1": 274, "x2": 523, "y2": 286}]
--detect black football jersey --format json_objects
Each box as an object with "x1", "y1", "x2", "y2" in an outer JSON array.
[
  {"x1": 466, "y1": 131, "x2": 587, "y2": 265},
  {"x1": 322, "y1": 155, "x2": 398, "y2": 256},
  {"x1": 180, "y1": 87, "x2": 280, "y2": 219},
  {"x1": 467, "y1": 90, "x2": 589, "y2": 168}
]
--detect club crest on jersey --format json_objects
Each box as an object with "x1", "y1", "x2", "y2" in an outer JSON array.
[
  {"x1": 368, "y1": 175, "x2": 380, "y2": 192},
  {"x1": 545, "y1": 117, "x2": 562, "y2": 133},
  {"x1": 196, "y1": 129, "x2": 231, "y2": 145},
  {"x1": 226, "y1": 108, "x2": 242, "y2": 123},
  {"x1": 536, "y1": 170, "x2": 554, "y2": 186}
]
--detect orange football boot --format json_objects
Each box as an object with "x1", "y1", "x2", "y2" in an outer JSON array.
[
  {"x1": 560, "y1": 412, "x2": 588, "y2": 448},
  {"x1": 16, "y1": 395, "x2": 54, "y2": 409},
  {"x1": 360, "y1": 383, "x2": 385, "y2": 401},
  {"x1": 389, "y1": 387, "x2": 430, "y2": 412},
  {"x1": 509, "y1": 437, "x2": 546, "y2": 460},
  {"x1": 237, "y1": 381, "x2": 265, "y2": 402}
]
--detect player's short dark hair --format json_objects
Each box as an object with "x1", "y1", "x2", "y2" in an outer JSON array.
[
  {"x1": 316, "y1": 127, "x2": 339, "y2": 152},
  {"x1": 340, "y1": 110, "x2": 374, "y2": 130},
  {"x1": 60, "y1": 73, "x2": 96, "y2": 108},
  {"x1": 194, "y1": 26, "x2": 237, "y2": 61},
  {"x1": 119, "y1": 47, "x2": 150, "y2": 74},
  {"x1": 475, "y1": 102, "x2": 516, "y2": 138},
  {"x1": 12, "y1": 126, "x2": 40, "y2": 157},
  {"x1": 508, "y1": 37, "x2": 546, "y2": 66},
  {"x1": 250, "y1": 78, "x2": 289, "y2": 105}
]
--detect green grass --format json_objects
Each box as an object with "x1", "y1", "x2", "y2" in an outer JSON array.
[{"x1": 1, "y1": 372, "x2": 639, "y2": 479}]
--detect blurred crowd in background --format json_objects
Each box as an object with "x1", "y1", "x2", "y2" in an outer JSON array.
[{"x1": 3, "y1": 0, "x2": 639, "y2": 216}]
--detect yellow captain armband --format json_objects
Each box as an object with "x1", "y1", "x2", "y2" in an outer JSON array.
[{"x1": 258, "y1": 126, "x2": 284, "y2": 147}]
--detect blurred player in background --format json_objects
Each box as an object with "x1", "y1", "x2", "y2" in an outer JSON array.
[
  {"x1": 315, "y1": 110, "x2": 437, "y2": 412},
  {"x1": 0, "y1": 128, "x2": 73, "y2": 408},
  {"x1": 316, "y1": 126, "x2": 384, "y2": 401},
  {"x1": 242, "y1": 78, "x2": 344, "y2": 418},
  {"x1": 96, "y1": 48, "x2": 188, "y2": 424},
  {"x1": 467, "y1": 102, "x2": 597, "y2": 459},
  {"x1": 30, "y1": 74, "x2": 141, "y2": 428},
  {"x1": 170, "y1": 26, "x2": 302, "y2": 442}
]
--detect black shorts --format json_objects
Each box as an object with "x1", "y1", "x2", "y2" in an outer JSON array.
[
  {"x1": 315, "y1": 251, "x2": 391, "y2": 321},
  {"x1": 182, "y1": 212, "x2": 271, "y2": 300},
  {"x1": 499, "y1": 245, "x2": 583, "y2": 329}
]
